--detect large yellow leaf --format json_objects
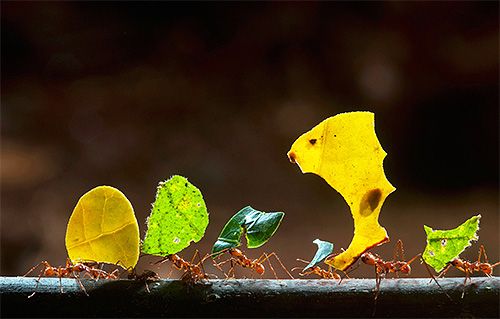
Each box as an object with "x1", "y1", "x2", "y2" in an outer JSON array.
[
  {"x1": 65, "y1": 186, "x2": 140, "y2": 269},
  {"x1": 288, "y1": 111, "x2": 395, "y2": 271}
]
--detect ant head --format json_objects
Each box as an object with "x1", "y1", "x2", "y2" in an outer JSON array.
[
  {"x1": 229, "y1": 248, "x2": 243, "y2": 257},
  {"x1": 450, "y1": 259, "x2": 462, "y2": 267},
  {"x1": 360, "y1": 253, "x2": 377, "y2": 266}
]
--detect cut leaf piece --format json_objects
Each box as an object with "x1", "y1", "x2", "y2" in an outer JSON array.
[
  {"x1": 141, "y1": 175, "x2": 209, "y2": 256},
  {"x1": 303, "y1": 239, "x2": 334, "y2": 272},
  {"x1": 288, "y1": 112, "x2": 395, "y2": 271},
  {"x1": 65, "y1": 186, "x2": 140, "y2": 269},
  {"x1": 422, "y1": 214, "x2": 481, "y2": 273},
  {"x1": 212, "y1": 206, "x2": 284, "y2": 255}
]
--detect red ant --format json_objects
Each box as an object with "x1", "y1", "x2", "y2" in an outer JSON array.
[
  {"x1": 24, "y1": 258, "x2": 117, "y2": 298},
  {"x1": 126, "y1": 267, "x2": 160, "y2": 293},
  {"x1": 210, "y1": 248, "x2": 294, "y2": 284},
  {"x1": 357, "y1": 240, "x2": 420, "y2": 300},
  {"x1": 291, "y1": 258, "x2": 344, "y2": 283},
  {"x1": 155, "y1": 251, "x2": 213, "y2": 285},
  {"x1": 437, "y1": 245, "x2": 500, "y2": 298}
]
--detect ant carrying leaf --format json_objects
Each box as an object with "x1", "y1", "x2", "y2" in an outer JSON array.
[
  {"x1": 291, "y1": 259, "x2": 343, "y2": 282},
  {"x1": 27, "y1": 186, "x2": 138, "y2": 298},
  {"x1": 421, "y1": 214, "x2": 482, "y2": 299},
  {"x1": 292, "y1": 239, "x2": 346, "y2": 283},
  {"x1": 288, "y1": 112, "x2": 395, "y2": 271}
]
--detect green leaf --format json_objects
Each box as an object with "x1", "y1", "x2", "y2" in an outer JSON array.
[
  {"x1": 212, "y1": 206, "x2": 284, "y2": 255},
  {"x1": 141, "y1": 175, "x2": 209, "y2": 256},
  {"x1": 422, "y1": 214, "x2": 481, "y2": 273},
  {"x1": 303, "y1": 239, "x2": 334, "y2": 272}
]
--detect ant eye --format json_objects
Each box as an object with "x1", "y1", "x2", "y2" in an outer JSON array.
[
  {"x1": 440, "y1": 238, "x2": 447, "y2": 247},
  {"x1": 309, "y1": 139, "x2": 317, "y2": 145}
]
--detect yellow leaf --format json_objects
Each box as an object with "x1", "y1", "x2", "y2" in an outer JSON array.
[
  {"x1": 288, "y1": 111, "x2": 395, "y2": 271},
  {"x1": 65, "y1": 186, "x2": 140, "y2": 269}
]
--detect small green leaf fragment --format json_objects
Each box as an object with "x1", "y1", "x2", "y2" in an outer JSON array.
[
  {"x1": 422, "y1": 214, "x2": 481, "y2": 273},
  {"x1": 141, "y1": 175, "x2": 209, "y2": 256},
  {"x1": 303, "y1": 239, "x2": 334, "y2": 272},
  {"x1": 212, "y1": 206, "x2": 284, "y2": 255}
]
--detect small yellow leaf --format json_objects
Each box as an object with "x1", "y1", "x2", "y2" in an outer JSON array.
[
  {"x1": 288, "y1": 111, "x2": 395, "y2": 271},
  {"x1": 65, "y1": 186, "x2": 140, "y2": 269}
]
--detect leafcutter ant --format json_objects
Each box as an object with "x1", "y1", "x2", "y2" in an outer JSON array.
[
  {"x1": 23, "y1": 258, "x2": 117, "y2": 298},
  {"x1": 154, "y1": 250, "x2": 214, "y2": 285},
  {"x1": 437, "y1": 245, "x2": 500, "y2": 298},
  {"x1": 358, "y1": 240, "x2": 420, "y2": 300},
  {"x1": 209, "y1": 248, "x2": 294, "y2": 284},
  {"x1": 126, "y1": 267, "x2": 160, "y2": 293},
  {"x1": 291, "y1": 258, "x2": 344, "y2": 283}
]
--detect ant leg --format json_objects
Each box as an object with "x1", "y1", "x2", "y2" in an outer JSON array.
[
  {"x1": 74, "y1": 275, "x2": 89, "y2": 296},
  {"x1": 478, "y1": 245, "x2": 488, "y2": 264},
  {"x1": 421, "y1": 257, "x2": 453, "y2": 301},
  {"x1": 259, "y1": 252, "x2": 295, "y2": 280},
  {"x1": 256, "y1": 252, "x2": 282, "y2": 284},
  {"x1": 27, "y1": 262, "x2": 49, "y2": 298},
  {"x1": 460, "y1": 269, "x2": 471, "y2": 299},
  {"x1": 393, "y1": 239, "x2": 405, "y2": 263},
  {"x1": 436, "y1": 264, "x2": 452, "y2": 279}
]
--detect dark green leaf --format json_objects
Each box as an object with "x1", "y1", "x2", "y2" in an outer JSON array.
[{"x1": 212, "y1": 206, "x2": 284, "y2": 255}]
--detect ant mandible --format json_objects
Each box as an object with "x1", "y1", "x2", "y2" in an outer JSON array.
[
  {"x1": 210, "y1": 248, "x2": 294, "y2": 284},
  {"x1": 438, "y1": 245, "x2": 500, "y2": 298},
  {"x1": 291, "y1": 258, "x2": 345, "y2": 283}
]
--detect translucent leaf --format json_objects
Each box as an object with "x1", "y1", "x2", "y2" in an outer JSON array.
[
  {"x1": 422, "y1": 214, "x2": 481, "y2": 273},
  {"x1": 141, "y1": 175, "x2": 209, "y2": 256},
  {"x1": 303, "y1": 239, "x2": 334, "y2": 272},
  {"x1": 65, "y1": 186, "x2": 140, "y2": 269},
  {"x1": 212, "y1": 206, "x2": 284, "y2": 255},
  {"x1": 288, "y1": 112, "x2": 395, "y2": 270}
]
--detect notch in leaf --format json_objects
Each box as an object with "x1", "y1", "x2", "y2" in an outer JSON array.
[
  {"x1": 212, "y1": 206, "x2": 284, "y2": 256},
  {"x1": 141, "y1": 175, "x2": 209, "y2": 256},
  {"x1": 422, "y1": 214, "x2": 481, "y2": 273},
  {"x1": 303, "y1": 239, "x2": 334, "y2": 272}
]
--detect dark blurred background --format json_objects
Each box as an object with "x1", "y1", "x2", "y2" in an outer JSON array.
[{"x1": 1, "y1": 2, "x2": 498, "y2": 279}]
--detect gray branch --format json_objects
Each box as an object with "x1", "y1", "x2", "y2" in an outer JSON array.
[{"x1": 1, "y1": 277, "x2": 499, "y2": 317}]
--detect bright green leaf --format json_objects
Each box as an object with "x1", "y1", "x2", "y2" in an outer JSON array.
[
  {"x1": 422, "y1": 214, "x2": 481, "y2": 273},
  {"x1": 303, "y1": 239, "x2": 334, "y2": 272},
  {"x1": 212, "y1": 206, "x2": 284, "y2": 255},
  {"x1": 65, "y1": 186, "x2": 140, "y2": 269},
  {"x1": 141, "y1": 175, "x2": 209, "y2": 256}
]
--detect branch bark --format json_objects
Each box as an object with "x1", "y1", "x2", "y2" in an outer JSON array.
[{"x1": 1, "y1": 277, "x2": 499, "y2": 317}]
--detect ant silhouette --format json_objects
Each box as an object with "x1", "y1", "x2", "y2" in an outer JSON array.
[
  {"x1": 209, "y1": 248, "x2": 294, "y2": 284},
  {"x1": 437, "y1": 245, "x2": 500, "y2": 298},
  {"x1": 126, "y1": 267, "x2": 160, "y2": 293},
  {"x1": 291, "y1": 258, "x2": 345, "y2": 283},
  {"x1": 23, "y1": 258, "x2": 117, "y2": 298}
]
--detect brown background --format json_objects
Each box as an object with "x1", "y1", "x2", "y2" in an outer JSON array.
[{"x1": 2, "y1": 2, "x2": 498, "y2": 279}]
